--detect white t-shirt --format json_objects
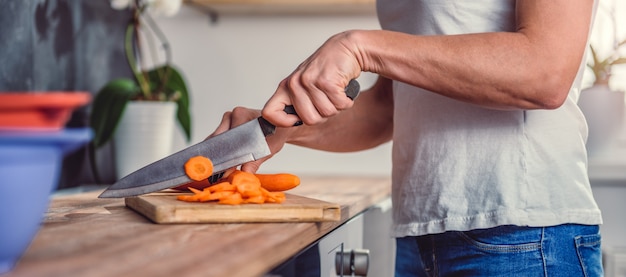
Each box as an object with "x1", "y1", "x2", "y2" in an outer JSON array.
[{"x1": 376, "y1": 0, "x2": 603, "y2": 237}]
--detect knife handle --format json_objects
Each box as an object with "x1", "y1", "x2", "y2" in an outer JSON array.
[{"x1": 283, "y1": 79, "x2": 360, "y2": 125}]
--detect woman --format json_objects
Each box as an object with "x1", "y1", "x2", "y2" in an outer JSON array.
[{"x1": 214, "y1": 1, "x2": 603, "y2": 275}]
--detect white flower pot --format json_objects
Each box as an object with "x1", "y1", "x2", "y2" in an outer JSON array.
[
  {"x1": 113, "y1": 101, "x2": 176, "y2": 179},
  {"x1": 578, "y1": 85, "x2": 625, "y2": 158}
]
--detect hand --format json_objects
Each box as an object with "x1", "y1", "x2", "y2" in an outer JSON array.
[
  {"x1": 208, "y1": 107, "x2": 291, "y2": 174},
  {"x1": 262, "y1": 31, "x2": 363, "y2": 127}
]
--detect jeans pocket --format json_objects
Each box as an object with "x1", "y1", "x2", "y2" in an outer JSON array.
[
  {"x1": 457, "y1": 226, "x2": 542, "y2": 254},
  {"x1": 575, "y1": 233, "x2": 603, "y2": 277}
]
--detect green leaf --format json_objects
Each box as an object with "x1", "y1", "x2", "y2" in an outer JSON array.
[
  {"x1": 89, "y1": 79, "x2": 139, "y2": 148},
  {"x1": 146, "y1": 65, "x2": 192, "y2": 141}
]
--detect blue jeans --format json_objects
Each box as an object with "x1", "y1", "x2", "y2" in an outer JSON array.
[{"x1": 395, "y1": 224, "x2": 603, "y2": 277}]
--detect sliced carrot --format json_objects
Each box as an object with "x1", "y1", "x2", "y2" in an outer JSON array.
[
  {"x1": 255, "y1": 173, "x2": 301, "y2": 192},
  {"x1": 186, "y1": 187, "x2": 212, "y2": 202},
  {"x1": 230, "y1": 171, "x2": 263, "y2": 198},
  {"x1": 260, "y1": 187, "x2": 286, "y2": 203},
  {"x1": 219, "y1": 192, "x2": 243, "y2": 205},
  {"x1": 184, "y1": 156, "x2": 214, "y2": 181},
  {"x1": 177, "y1": 194, "x2": 199, "y2": 202},
  {"x1": 236, "y1": 182, "x2": 262, "y2": 198},
  {"x1": 206, "y1": 190, "x2": 235, "y2": 201},
  {"x1": 227, "y1": 170, "x2": 255, "y2": 183},
  {"x1": 266, "y1": 191, "x2": 286, "y2": 203},
  {"x1": 244, "y1": 194, "x2": 266, "y2": 204},
  {"x1": 207, "y1": 182, "x2": 237, "y2": 193},
  {"x1": 177, "y1": 169, "x2": 294, "y2": 205},
  {"x1": 224, "y1": 170, "x2": 241, "y2": 183}
]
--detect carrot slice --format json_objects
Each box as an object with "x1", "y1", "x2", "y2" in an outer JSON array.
[
  {"x1": 266, "y1": 191, "x2": 286, "y2": 203},
  {"x1": 177, "y1": 194, "x2": 198, "y2": 202},
  {"x1": 184, "y1": 156, "x2": 214, "y2": 181},
  {"x1": 219, "y1": 192, "x2": 243, "y2": 205},
  {"x1": 260, "y1": 187, "x2": 286, "y2": 203},
  {"x1": 230, "y1": 171, "x2": 263, "y2": 198},
  {"x1": 236, "y1": 183, "x2": 263, "y2": 198},
  {"x1": 244, "y1": 194, "x2": 266, "y2": 204},
  {"x1": 177, "y1": 169, "x2": 294, "y2": 205},
  {"x1": 207, "y1": 190, "x2": 235, "y2": 201},
  {"x1": 207, "y1": 182, "x2": 237, "y2": 193},
  {"x1": 226, "y1": 170, "x2": 261, "y2": 183}
]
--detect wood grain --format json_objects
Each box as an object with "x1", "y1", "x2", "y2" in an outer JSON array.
[
  {"x1": 125, "y1": 193, "x2": 340, "y2": 223},
  {"x1": 5, "y1": 175, "x2": 390, "y2": 277}
]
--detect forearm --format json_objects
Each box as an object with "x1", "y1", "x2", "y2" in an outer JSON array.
[
  {"x1": 348, "y1": 1, "x2": 594, "y2": 110},
  {"x1": 285, "y1": 76, "x2": 394, "y2": 152}
]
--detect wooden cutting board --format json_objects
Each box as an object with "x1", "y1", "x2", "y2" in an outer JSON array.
[{"x1": 125, "y1": 192, "x2": 341, "y2": 224}]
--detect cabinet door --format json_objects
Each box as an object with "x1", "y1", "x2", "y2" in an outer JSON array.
[
  {"x1": 318, "y1": 214, "x2": 364, "y2": 277},
  {"x1": 363, "y1": 197, "x2": 395, "y2": 277},
  {"x1": 268, "y1": 200, "x2": 395, "y2": 277}
]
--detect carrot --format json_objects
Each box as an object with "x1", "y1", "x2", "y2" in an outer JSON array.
[
  {"x1": 225, "y1": 170, "x2": 256, "y2": 183},
  {"x1": 218, "y1": 192, "x2": 243, "y2": 205},
  {"x1": 229, "y1": 171, "x2": 263, "y2": 197},
  {"x1": 260, "y1": 187, "x2": 286, "y2": 203},
  {"x1": 184, "y1": 156, "x2": 214, "y2": 181},
  {"x1": 265, "y1": 192, "x2": 286, "y2": 203},
  {"x1": 206, "y1": 190, "x2": 236, "y2": 201},
  {"x1": 177, "y1": 169, "x2": 296, "y2": 205},
  {"x1": 176, "y1": 194, "x2": 199, "y2": 202},
  {"x1": 207, "y1": 182, "x2": 237, "y2": 193},
  {"x1": 244, "y1": 195, "x2": 266, "y2": 204},
  {"x1": 254, "y1": 173, "x2": 300, "y2": 192}
]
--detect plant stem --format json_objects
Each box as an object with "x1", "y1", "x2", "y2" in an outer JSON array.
[
  {"x1": 143, "y1": 12, "x2": 173, "y2": 98},
  {"x1": 125, "y1": 8, "x2": 151, "y2": 99}
]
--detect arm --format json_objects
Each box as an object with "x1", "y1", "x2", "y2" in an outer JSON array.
[
  {"x1": 209, "y1": 76, "x2": 393, "y2": 173},
  {"x1": 262, "y1": 0, "x2": 596, "y2": 127},
  {"x1": 286, "y1": 76, "x2": 394, "y2": 152}
]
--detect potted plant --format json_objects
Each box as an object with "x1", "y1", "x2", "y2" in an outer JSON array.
[
  {"x1": 90, "y1": 0, "x2": 191, "y2": 180},
  {"x1": 587, "y1": 39, "x2": 626, "y2": 86},
  {"x1": 579, "y1": 3, "x2": 626, "y2": 158}
]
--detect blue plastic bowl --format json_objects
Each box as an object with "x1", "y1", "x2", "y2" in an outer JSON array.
[{"x1": 0, "y1": 128, "x2": 92, "y2": 273}]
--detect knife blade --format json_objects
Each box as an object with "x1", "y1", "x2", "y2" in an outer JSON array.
[{"x1": 98, "y1": 79, "x2": 360, "y2": 198}]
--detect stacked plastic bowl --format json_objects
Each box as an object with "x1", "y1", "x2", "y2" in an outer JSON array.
[{"x1": 0, "y1": 92, "x2": 92, "y2": 273}]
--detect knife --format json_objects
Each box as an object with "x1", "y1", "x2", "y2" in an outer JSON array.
[{"x1": 98, "y1": 79, "x2": 360, "y2": 198}]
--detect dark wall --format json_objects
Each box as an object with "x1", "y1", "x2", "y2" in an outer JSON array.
[{"x1": 0, "y1": 0, "x2": 131, "y2": 188}]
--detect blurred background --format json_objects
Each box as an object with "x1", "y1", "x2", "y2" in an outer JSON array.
[{"x1": 1, "y1": 0, "x2": 625, "y2": 271}]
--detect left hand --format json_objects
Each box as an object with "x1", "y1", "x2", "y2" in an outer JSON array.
[{"x1": 208, "y1": 107, "x2": 292, "y2": 174}]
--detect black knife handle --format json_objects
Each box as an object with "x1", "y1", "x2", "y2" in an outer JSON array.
[
  {"x1": 283, "y1": 79, "x2": 360, "y2": 125},
  {"x1": 210, "y1": 80, "x2": 361, "y2": 184}
]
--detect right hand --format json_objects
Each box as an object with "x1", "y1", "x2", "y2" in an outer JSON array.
[{"x1": 262, "y1": 30, "x2": 364, "y2": 128}]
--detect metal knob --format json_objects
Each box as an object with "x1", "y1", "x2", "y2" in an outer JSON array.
[{"x1": 335, "y1": 249, "x2": 369, "y2": 276}]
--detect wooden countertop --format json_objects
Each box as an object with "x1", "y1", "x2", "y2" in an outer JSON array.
[{"x1": 5, "y1": 175, "x2": 391, "y2": 277}]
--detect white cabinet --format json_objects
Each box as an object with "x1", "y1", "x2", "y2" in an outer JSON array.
[
  {"x1": 267, "y1": 197, "x2": 394, "y2": 277},
  {"x1": 318, "y1": 214, "x2": 365, "y2": 276},
  {"x1": 363, "y1": 197, "x2": 395, "y2": 277}
]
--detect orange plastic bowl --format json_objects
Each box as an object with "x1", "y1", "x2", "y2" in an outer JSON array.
[{"x1": 0, "y1": 92, "x2": 91, "y2": 130}]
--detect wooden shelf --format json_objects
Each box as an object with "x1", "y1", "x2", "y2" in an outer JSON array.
[{"x1": 186, "y1": 0, "x2": 376, "y2": 15}]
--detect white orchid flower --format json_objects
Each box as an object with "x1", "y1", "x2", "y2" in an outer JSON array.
[
  {"x1": 148, "y1": 0, "x2": 182, "y2": 17},
  {"x1": 110, "y1": 0, "x2": 133, "y2": 10}
]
